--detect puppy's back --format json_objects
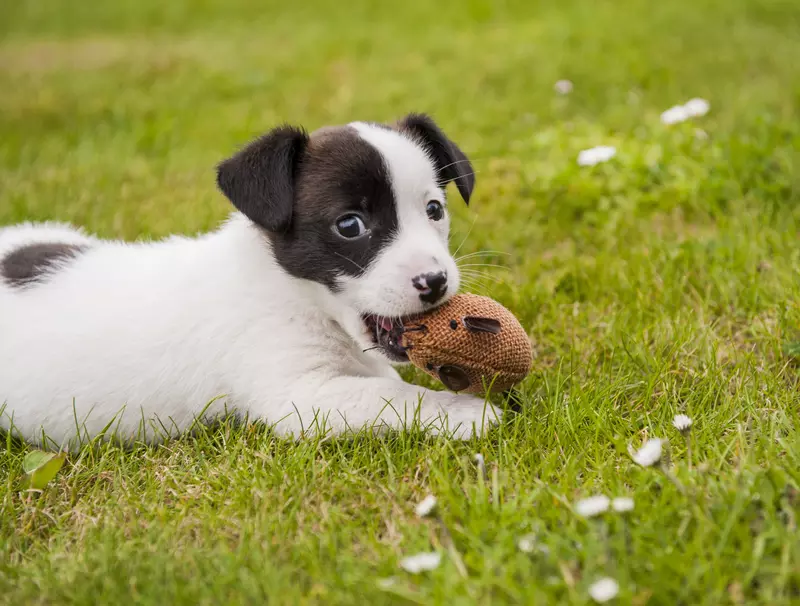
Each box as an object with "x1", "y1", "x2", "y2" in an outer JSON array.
[{"x1": 0, "y1": 222, "x2": 233, "y2": 449}]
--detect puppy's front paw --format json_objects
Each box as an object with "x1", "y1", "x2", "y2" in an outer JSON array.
[{"x1": 422, "y1": 392, "x2": 502, "y2": 440}]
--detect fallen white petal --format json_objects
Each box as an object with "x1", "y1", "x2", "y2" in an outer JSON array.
[
  {"x1": 577, "y1": 146, "x2": 617, "y2": 167},
  {"x1": 399, "y1": 552, "x2": 442, "y2": 574},
  {"x1": 611, "y1": 497, "x2": 634, "y2": 512},
  {"x1": 632, "y1": 438, "x2": 662, "y2": 467},
  {"x1": 589, "y1": 577, "x2": 620, "y2": 603},
  {"x1": 377, "y1": 577, "x2": 397, "y2": 589},
  {"x1": 474, "y1": 453, "x2": 487, "y2": 478},
  {"x1": 415, "y1": 494, "x2": 437, "y2": 517},
  {"x1": 554, "y1": 79, "x2": 574, "y2": 94},
  {"x1": 672, "y1": 414, "x2": 693, "y2": 432},
  {"x1": 575, "y1": 495, "x2": 610, "y2": 517},
  {"x1": 684, "y1": 97, "x2": 710, "y2": 117},
  {"x1": 660, "y1": 104, "x2": 691, "y2": 125}
]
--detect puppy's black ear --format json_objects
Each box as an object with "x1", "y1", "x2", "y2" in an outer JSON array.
[
  {"x1": 397, "y1": 113, "x2": 475, "y2": 204},
  {"x1": 216, "y1": 125, "x2": 309, "y2": 233}
]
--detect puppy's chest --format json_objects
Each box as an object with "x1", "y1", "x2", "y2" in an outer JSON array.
[
  {"x1": 259, "y1": 311, "x2": 356, "y2": 360},
  {"x1": 310, "y1": 316, "x2": 390, "y2": 376}
]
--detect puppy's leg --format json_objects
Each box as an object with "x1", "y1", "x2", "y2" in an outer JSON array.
[{"x1": 272, "y1": 377, "x2": 502, "y2": 440}]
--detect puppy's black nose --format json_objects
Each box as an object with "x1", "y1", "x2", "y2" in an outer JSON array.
[{"x1": 412, "y1": 271, "x2": 448, "y2": 304}]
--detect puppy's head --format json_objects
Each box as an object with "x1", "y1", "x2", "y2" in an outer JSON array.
[{"x1": 216, "y1": 113, "x2": 475, "y2": 362}]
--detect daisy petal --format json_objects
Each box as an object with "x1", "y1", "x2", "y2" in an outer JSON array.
[
  {"x1": 660, "y1": 105, "x2": 691, "y2": 125},
  {"x1": 684, "y1": 98, "x2": 710, "y2": 117},
  {"x1": 399, "y1": 552, "x2": 442, "y2": 574},
  {"x1": 577, "y1": 146, "x2": 617, "y2": 166},
  {"x1": 672, "y1": 414, "x2": 693, "y2": 432},
  {"x1": 415, "y1": 494, "x2": 437, "y2": 518},
  {"x1": 611, "y1": 497, "x2": 634, "y2": 513},
  {"x1": 554, "y1": 79, "x2": 574, "y2": 94},
  {"x1": 632, "y1": 438, "x2": 663, "y2": 467}
]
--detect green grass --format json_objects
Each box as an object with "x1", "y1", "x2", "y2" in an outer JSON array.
[{"x1": 2, "y1": 0, "x2": 800, "y2": 603}]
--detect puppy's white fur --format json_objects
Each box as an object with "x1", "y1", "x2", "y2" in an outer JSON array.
[{"x1": 0, "y1": 123, "x2": 500, "y2": 450}]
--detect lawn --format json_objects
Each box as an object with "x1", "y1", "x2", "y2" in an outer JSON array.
[{"x1": 2, "y1": 0, "x2": 800, "y2": 603}]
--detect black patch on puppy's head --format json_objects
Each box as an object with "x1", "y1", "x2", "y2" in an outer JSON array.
[
  {"x1": 217, "y1": 125, "x2": 399, "y2": 290},
  {"x1": 1, "y1": 242, "x2": 88, "y2": 288}
]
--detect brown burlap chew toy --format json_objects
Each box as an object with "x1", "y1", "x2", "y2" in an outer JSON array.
[{"x1": 400, "y1": 294, "x2": 532, "y2": 394}]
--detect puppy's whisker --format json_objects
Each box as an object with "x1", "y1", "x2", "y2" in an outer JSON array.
[
  {"x1": 332, "y1": 251, "x2": 367, "y2": 273},
  {"x1": 455, "y1": 251, "x2": 511, "y2": 262},
  {"x1": 460, "y1": 285, "x2": 490, "y2": 295},
  {"x1": 459, "y1": 268, "x2": 496, "y2": 279},
  {"x1": 436, "y1": 153, "x2": 494, "y2": 170},
  {"x1": 459, "y1": 269, "x2": 505, "y2": 283},
  {"x1": 458, "y1": 260, "x2": 510, "y2": 266},
  {"x1": 437, "y1": 158, "x2": 481, "y2": 172},
  {"x1": 462, "y1": 274, "x2": 502, "y2": 282},
  {"x1": 459, "y1": 275, "x2": 488, "y2": 286},
  {"x1": 457, "y1": 263, "x2": 510, "y2": 270},
  {"x1": 451, "y1": 215, "x2": 478, "y2": 258},
  {"x1": 459, "y1": 273, "x2": 507, "y2": 281},
  {"x1": 460, "y1": 270, "x2": 502, "y2": 279},
  {"x1": 450, "y1": 170, "x2": 478, "y2": 184},
  {"x1": 460, "y1": 276, "x2": 503, "y2": 286},
  {"x1": 458, "y1": 280, "x2": 492, "y2": 296},
  {"x1": 458, "y1": 270, "x2": 508, "y2": 278}
]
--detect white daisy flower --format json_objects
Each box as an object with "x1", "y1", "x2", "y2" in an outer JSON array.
[
  {"x1": 577, "y1": 146, "x2": 617, "y2": 167},
  {"x1": 684, "y1": 98, "x2": 710, "y2": 117},
  {"x1": 554, "y1": 79, "x2": 574, "y2": 94},
  {"x1": 611, "y1": 497, "x2": 634, "y2": 513},
  {"x1": 575, "y1": 495, "x2": 610, "y2": 517},
  {"x1": 399, "y1": 551, "x2": 441, "y2": 574},
  {"x1": 588, "y1": 577, "x2": 619, "y2": 603},
  {"x1": 661, "y1": 98, "x2": 710, "y2": 125},
  {"x1": 672, "y1": 414, "x2": 693, "y2": 433},
  {"x1": 632, "y1": 438, "x2": 662, "y2": 467},
  {"x1": 415, "y1": 494, "x2": 437, "y2": 518},
  {"x1": 517, "y1": 533, "x2": 536, "y2": 553},
  {"x1": 660, "y1": 104, "x2": 691, "y2": 125}
]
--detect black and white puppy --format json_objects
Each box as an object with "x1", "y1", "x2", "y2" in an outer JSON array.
[{"x1": 0, "y1": 114, "x2": 501, "y2": 450}]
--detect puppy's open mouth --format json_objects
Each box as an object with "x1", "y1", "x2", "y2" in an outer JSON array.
[{"x1": 362, "y1": 314, "x2": 413, "y2": 362}]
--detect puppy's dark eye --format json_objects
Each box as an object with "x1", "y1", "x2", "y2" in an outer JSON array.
[
  {"x1": 426, "y1": 200, "x2": 445, "y2": 221},
  {"x1": 334, "y1": 214, "x2": 367, "y2": 239}
]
